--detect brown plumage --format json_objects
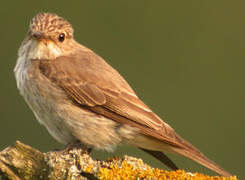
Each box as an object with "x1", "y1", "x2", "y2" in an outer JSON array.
[{"x1": 14, "y1": 12, "x2": 232, "y2": 177}]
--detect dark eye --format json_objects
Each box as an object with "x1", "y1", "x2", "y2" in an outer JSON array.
[{"x1": 58, "y1": 33, "x2": 65, "y2": 42}]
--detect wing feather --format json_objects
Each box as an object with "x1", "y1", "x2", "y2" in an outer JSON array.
[
  {"x1": 38, "y1": 50, "x2": 189, "y2": 148},
  {"x1": 36, "y1": 49, "x2": 232, "y2": 177},
  {"x1": 62, "y1": 83, "x2": 106, "y2": 106}
]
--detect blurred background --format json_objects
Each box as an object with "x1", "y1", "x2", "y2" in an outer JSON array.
[{"x1": 0, "y1": 0, "x2": 243, "y2": 178}]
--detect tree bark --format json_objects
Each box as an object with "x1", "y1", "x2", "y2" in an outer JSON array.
[{"x1": 0, "y1": 141, "x2": 237, "y2": 180}]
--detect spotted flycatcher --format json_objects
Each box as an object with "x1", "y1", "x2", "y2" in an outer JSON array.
[{"x1": 14, "y1": 13, "x2": 231, "y2": 176}]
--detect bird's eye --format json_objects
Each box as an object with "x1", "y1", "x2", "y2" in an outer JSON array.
[{"x1": 58, "y1": 33, "x2": 65, "y2": 42}]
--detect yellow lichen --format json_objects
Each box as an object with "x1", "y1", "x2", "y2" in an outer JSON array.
[
  {"x1": 97, "y1": 158, "x2": 237, "y2": 180},
  {"x1": 85, "y1": 165, "x2": 93, "y2": 173}
]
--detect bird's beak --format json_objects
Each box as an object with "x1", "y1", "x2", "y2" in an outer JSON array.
[{"x1": 32, "y1": 31, "x2": 44, "y2": 40}]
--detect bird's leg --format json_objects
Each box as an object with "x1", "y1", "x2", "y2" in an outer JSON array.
[{"x1": 59, "y1": 140, "x2": 93, "y2": 154}]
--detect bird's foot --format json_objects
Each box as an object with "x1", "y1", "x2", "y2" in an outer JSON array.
[{"x1": 56, "y1": 140, "x2": 92, "y2": 155}]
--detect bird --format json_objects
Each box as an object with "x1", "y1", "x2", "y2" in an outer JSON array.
[{"x1": 14, "y1": 12, "x2": 231, "y2": 177}]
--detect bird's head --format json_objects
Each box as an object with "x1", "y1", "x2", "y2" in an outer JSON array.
[
  {"x1": 29, "y1": 13, "x2": 74, "y2": 44},
  {"x1": 19, "y1": 13, "x2": 78, "y2": 60}
]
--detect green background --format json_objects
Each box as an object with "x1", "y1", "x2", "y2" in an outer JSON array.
[{"x1": 0, "y1": 1, "x2": 243, "y2": 178}]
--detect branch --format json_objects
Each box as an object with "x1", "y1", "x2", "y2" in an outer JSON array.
[{"x1": 0, "y1": 141, "x2": 237, "y2": 180}]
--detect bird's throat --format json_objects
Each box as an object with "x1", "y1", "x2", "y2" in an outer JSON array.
[{"x1": 20, "y1": 39, "x2": 63, "y2": 60}]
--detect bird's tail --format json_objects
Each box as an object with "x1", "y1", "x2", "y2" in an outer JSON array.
[
  {"x1": 128, "y1": 131, "x2": 232, "y2": 177},
  {"x1": 171, "y1": 134, "x2": 232, "y2": 177},
  {"x1": 140, "y1": 148, "x2": 179, "y2": 170},
  {"x1": 141, "y1": 143, "x2": 232, "y2": 177}
]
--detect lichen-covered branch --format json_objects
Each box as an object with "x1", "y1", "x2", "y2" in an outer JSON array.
[
  {"x1": 0, "y1": 141, "x2": 48, "y2": 180},
  {"x1": 0, "y1": 141, "x2": 237, "y2": 180}
]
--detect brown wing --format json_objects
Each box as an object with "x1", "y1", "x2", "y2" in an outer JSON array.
[
  {"x1": 38, "y1": 49, "x2": 195, "y2": 149},
  {"x1": 38, "y1": 49, "x2": 232, "y2": 177}
]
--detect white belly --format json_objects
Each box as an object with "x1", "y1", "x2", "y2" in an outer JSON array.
[{"x1": 14, "y1": 55, "x2": 75, "y2": 144}]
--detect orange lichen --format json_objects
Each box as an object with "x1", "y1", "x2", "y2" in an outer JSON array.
[
  {"x1": 85, "y1": 165, "x2": 93, "y2": 173},
  {"x1": 97, "y1": 158, "x2": 237, "y2": 180}
]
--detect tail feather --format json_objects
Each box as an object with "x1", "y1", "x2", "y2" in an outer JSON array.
[
  {"x1": 140, "y1": 148, "x2": 178, "y2": 170},
  {"x1": 173, "y1": 143, "x2": 232, "y2": 177},
  {"x1": 128, "y1": 131, "x2": 232, "y2": 176},
  {"x1": 168, "y1": 133, "x2": 231, "y2": 177}
]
